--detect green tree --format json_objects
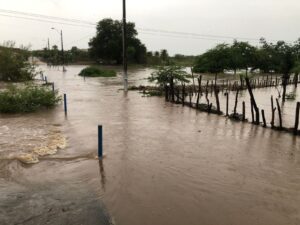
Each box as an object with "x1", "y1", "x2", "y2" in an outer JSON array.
[
  {"x1": 88, "y1": 18, "x2": 147, "y2": 64},
  {"x1": 160, "y1": 49, "x2": 169, "y2": 63},
  {"x1": 149, "y1": 65, "x2": 189, "y2": 87},
  {"x1": 229, "y1": 41, "x2": 256, "y2": 75},
  {"x1": 194, "y1": 44, "x2": 229, "y2": 76}
]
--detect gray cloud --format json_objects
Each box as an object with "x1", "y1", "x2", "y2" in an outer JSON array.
[{"x1": 0, "y1": 0, "x2": 299, "y2": 55}]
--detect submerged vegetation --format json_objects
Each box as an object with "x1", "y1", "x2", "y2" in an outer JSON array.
[
  {"x1": 79, "y1": 66, "x2": 117, "y2": 77},
  {"x1": 0, "y1": 84, "x2": 61, "y2": 113},
  {"x1": 149, "y1": 65, "x2": 190, "y2": 86}
]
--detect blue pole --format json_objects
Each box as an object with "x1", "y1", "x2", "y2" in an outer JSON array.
[
  {"x1": 64, "y1": 94, "x2": 67, "y2": 114},
  {"x1": 98, "y1": 125, "x2": 103, "y2": 158}
]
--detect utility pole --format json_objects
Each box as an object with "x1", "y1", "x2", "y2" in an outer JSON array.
[
  {"x1": 60, "y1": 30, "x2": 66, "y2": 72},
  {"x1": 51, "y1": 27, "x2": 66, "y2": 72},
  {"x1": 122, "y1": 0, "x2": 128, "y2": 92}
]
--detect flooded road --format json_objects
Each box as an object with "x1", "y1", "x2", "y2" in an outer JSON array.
[{"x1": 1, "y1": 65, "x2": 300, "y2": 225}]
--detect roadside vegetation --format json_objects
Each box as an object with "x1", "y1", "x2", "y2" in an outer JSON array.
[
  {"x1": 79, "y1": 66, "x2": 117, "y2": 77},
  {"x1": 0, "y1": 41, "x2": 61, "y2": 113},
  {"x1": 0, "y1": 41, "x2": 38, "y2": 82},
  {"x1": 0, "y1": 84, "x2": 61, "y2": 113}
]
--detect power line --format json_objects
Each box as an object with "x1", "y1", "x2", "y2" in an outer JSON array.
[
  {"x1": 0, "y1": 13, "x2": 95, "y2": 28},
  {"x1": 138, "y1": 28, "x2": 264, "y2": 42},
  {"x1": 139, "y1": 31, "x2": 231, "y2": 42},
  {"x1": 0, "y1": 8, "x2": 294, "y2": 43},
  {"x1": 0, "y1": 9, "x2": 96, "y2": 25}
]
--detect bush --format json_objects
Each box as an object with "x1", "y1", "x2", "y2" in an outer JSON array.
[
  {"x1": 0, "y1": 84, "x2": 61, "y2": 113},
  {"x1": 79, "y1": 66, "x2": 116, "y2": 77},
  {"x1": 0, "y1": 42, "x2": 37, "y2": 81}
]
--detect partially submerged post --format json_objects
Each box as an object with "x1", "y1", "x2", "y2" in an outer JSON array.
[
  {"x1": 245, "y1": 77, "x2": 260, "y2": 124},
  {"x1": 225, "y1": 92, "x2": 229, "y2": 116},
  {"x1": 242, "y1": 101, "x2": 246, "y2": 121},
  {"x1": 214, "y1": 86, "x2": 220, "y2": 113},
  {"x1": 270, "y1": 96, "x2": 276, "y2": 128},
  {"x1": 233, "y1": 89, "x2": 239, "y2": 115},
  {"x1": 294, "y1": 102, "x2": 300, "y2": 135},
  {"x1": 251, "y1": 101, "x2": 255, "y2": 123},
  {"x1": 64, "y1": 94, "x2": 67, "y2": 115},
  {"x1": 262, "y1": 109, "x2": 267, "y2": 127},
  {"x1": 276, "y1": 98, "x2": 282, "y2": 129},
  {"x1": 98, "y1": 125, "x2": 103, "y2": 158}
]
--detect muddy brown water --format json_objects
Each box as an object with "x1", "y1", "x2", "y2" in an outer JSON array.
[{"x1": 1, "y1": 65, "x2": 300, "y2": 225}]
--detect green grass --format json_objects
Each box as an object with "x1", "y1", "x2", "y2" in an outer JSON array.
[
  {"x1": 79, "y1": 66, "x2": 117, "y2": 77},
  {"x1": 0, "y1": 84, "x2": 61, "y2": 113}
]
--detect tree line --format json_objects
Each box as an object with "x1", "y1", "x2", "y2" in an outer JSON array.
[
  {"x1": 193, "y1": 38, "x2": 300, "y2": 76},
  {"x1": 193, "y1": 39, "x2": 300, "y2": 102},
  {"x1": 33, "y1": 46, "x2": 90, "y2": 65}
]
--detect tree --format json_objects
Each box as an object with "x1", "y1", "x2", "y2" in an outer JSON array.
[
  {"x1": 160, "y1": 49, "x2": 169, "y2": 63},
  {"x1": 274, "y1": 41, "x2": 295, "y2": 101},
  {"x1": 149, "y1": 65, "x2": 190, "y2": 102},
  {"x1": 88, "y1": 18, "x2": 147, "y2": 64},
  {"x1": 193, "y1": 44, "x2": 230, "y2": 76},
  {"x1": 149, "y1": 65, "x2": 189, "y2": 87},
  {"x1": 229, "y1": 41, "x2": 256, "y2": 75}
]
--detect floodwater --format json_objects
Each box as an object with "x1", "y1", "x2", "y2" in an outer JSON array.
[{"x1": 1, "y1": 65, "x2": 300, "y2": 225}]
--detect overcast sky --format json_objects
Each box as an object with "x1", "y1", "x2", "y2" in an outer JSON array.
[{"x1": 0, "y1": 0, "x2": 299, "y2": 55}]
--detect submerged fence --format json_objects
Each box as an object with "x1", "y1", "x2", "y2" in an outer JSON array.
[{"x1": 165, "y1": 75, "x2": 300, "y2": 136}]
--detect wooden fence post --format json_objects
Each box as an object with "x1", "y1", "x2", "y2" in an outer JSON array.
[
  {"x1": 262, "y1": 110, "x2": 267, "y2": 127},
  {"x1": 234, "y1": 89, "x2": 239, "y2": 115},
  {"x1": 251, "y1": 101, "x2": 255, "y2": 123},
  {"x1": 270, "y1": 96, "x2": 276, "y2": 128},
  {"x1": 276, "y1": 98, "x2": 282, "y2": 129},
  {"x1": 225, "y1": 92, "x2": 229, "y2": 116}
]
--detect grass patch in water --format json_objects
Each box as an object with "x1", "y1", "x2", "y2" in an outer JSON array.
[
  {"x1": 0, "y1": 84, "x2": 61, "y2": 113},
  {"x1": 79, "y1": 66, "x2": 117, "y2": 77}
]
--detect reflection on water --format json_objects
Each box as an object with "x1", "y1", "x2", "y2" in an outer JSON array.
[
  {"x1": 1, "y1": 65, "x2": 300, "y2": 225},
  {"x1": 99, "y1": 159, "x2": 106, "y2": 192}
]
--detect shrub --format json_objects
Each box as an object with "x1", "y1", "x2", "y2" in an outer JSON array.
[
  {"x1": 149, "y1": 65, "x2": 190, "y2": 87},
  {"x1": 0, "y1": 84, "x2": 61, "y2": 113},
  {"x1": 0, "y1": 42, "x2": 37, "y2": 81},
  {"x1": 79, "y1": 66, "x2": 116, "y2": 77}
]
